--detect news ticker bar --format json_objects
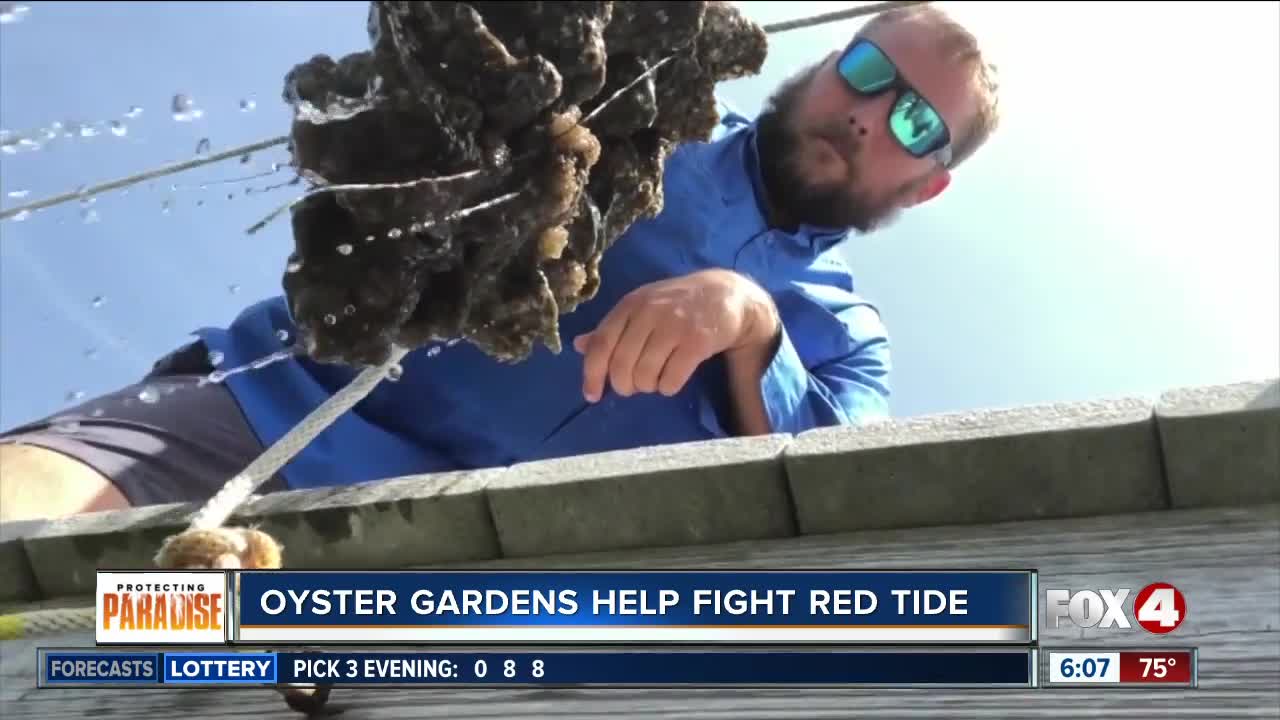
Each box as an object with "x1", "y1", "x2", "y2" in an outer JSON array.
[
  {"x1": 96, "y1": 569, "x2": 1038, "y2": 645},
  {"x1": 38, "y1": 648, "x2": 1200, "y2": 689},
  {"x1": 41, "y1": 648, "x2": 1037, "y2": 688}
]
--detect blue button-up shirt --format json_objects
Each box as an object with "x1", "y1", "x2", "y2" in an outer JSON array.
[{"x1": 195, "y1": 110, "x2": 892, "y2": 490}]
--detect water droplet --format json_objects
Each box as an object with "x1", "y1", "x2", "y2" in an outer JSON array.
[
  {"x1": 137, "y1": 386, "x2": 160, "y2": 404},
  {"x1": 79, "y1": 125, "x2": 99, "y2": 138},
  {"x1": 52, "y1": 420, "x2": 81, "y2": 434},
  {"x1": 161, "y1": 199, "x2": 172, "y2": 214},
  {"x1": 80, "y1": 207, "x2": 100, "y2": 224},
  {"x1": 239, "y1": 98, "x2": 257, "y2": 112},
  {"x1": 6, "y1": 189, "x2": 29, "y2": 198},
  {"x1": 228, "y1": 284, "x2": 241, "y2": 294},
  {"x1": 17, "y1": 137, "x2": 39, "y2": 150},
  {"x1": 364, "y1": 234, "x2": 375, "y2": 243},
  {"x1": 0, "y1": 4, "x2": 31, "y2": 24},
  {"x1": 90, "y1": 408, "x2": 105, "y2": 418},
  {"x1": 226, "y1": 193, "x2": 234, "y2": 201},
  {"x1": 172, "y1": 93, "x2": 200, "y2": 122},
  {"x1": 206, "y1": 370, "x2": 228, "y2": 384},
  {"x1": 286, "y1": 260, "x2": 303, "y2": 273},
  {"x1": 323, "y1": 314, "x2": 337, "y2": 326},
  {"x1": 65, "y1": 390, "x2": 86, "y2": 403},
  {"x1": 194, "y1": 138, "x2": 211, "y2": 157},
  {"x1": 426, "y1": 346, "x2": 441, "y2": 357},
  {"x1": 270, "y1": 162, "x2": 281, "y2": 172},
  {"x1": 124, "y1": 105, "x2": 144, "y2": 119},
  {"x1": 208, "y1": 350, "x2": 225, "y2": 366},
  {"x1": 343, "y1": 304, "x2": 356, "y2": 316},
  {"x1": 90, "y1": 295, "x2": 105, "y2": 308},
  {"x1": 196, "y1": 199, "x2": 204, "y2": 207},
  {"x1": 84, "y1": 347, "x2": 99, "y2": 359},
  {"x1": 409, "y1": 222, "x2": 423, "y2": 234},
  {"x1": 10, "y1": 209, "x2": 31, "y2": 222},
  {"x1": 240, "y1": 152, "x2": 252, "y2": 164},
  {"x1": 387, "y1": 228, "x2": 403, "y2": 239},
  {"x1": 336, "y1": 243, "x2": 353, "y2": 255},
  {"x1": 276, "y1": 329, "x2": 290, "y2": 343},
  {"x1": 0, "y1": 145, "x2": 17, "y2": 155},
  {"x1": 446, "y1": 338, "x2": 462, "y2": 347},
  {"x1": 387, "y1": 364, "x2": 404, "y2": 382},
  {"x1": 109, "y1": 120, "x2": 127, "y2": 137}
]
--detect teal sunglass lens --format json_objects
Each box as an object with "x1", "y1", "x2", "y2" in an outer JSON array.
[
  {"x1": 890, "y1": 91, "x2": 946, "y2": 156},
  {"x1": 838, "y1": 41, "x2": 896, "y2": 94}
]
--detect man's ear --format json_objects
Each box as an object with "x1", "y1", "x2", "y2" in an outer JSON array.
[{"x1": 906, "y1": 169, "x2": 951, "y2": 207}]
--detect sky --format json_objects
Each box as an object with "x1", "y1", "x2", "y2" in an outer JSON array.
[{"x1": 0, "y1": 1, "x2": 1277, "y2": 433}]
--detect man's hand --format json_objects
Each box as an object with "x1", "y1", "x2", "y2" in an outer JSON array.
[{"x1": 573, "y1": 269, "x2": 781, "y2": 402}]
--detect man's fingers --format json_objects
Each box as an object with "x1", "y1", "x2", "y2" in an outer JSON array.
[
  {"x1": 633, "y1": 329, "x2": 680, "y2": 394},
  {"x1": 581, "y1": 305, "x2": 632, "y2": 402},
  {"x1": 606, "y1": 311, "x2": 657, "y2": 397},
  {"x1": 657, "y1": 343, "x2": 707, "y2": 397}
]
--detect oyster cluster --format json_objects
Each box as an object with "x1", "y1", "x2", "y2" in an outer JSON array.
[{"x1": 281, "y1": 1, "x2": 767, "y2": 366}]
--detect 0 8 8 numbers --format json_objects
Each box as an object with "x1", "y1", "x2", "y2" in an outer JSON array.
[{"x1": 472, "y1": 658, "x2": 545, "y2": 680}]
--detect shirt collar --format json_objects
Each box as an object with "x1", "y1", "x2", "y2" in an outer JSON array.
[{"x1": 714, "y1": 116, "x2": 853, "y2": 254}]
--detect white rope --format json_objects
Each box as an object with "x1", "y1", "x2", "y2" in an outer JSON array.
[{"x1": 188, "y1": 346, "x2": 409, "y2": 529}]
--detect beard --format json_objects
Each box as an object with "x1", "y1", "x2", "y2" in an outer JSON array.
[{"x1": 756, "y1": 63, "x2": 902, "y2": 233}]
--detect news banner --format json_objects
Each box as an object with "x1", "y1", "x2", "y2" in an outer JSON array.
[{"x1": 37, "y1": 570, "x2": 1198, "y2": 690}]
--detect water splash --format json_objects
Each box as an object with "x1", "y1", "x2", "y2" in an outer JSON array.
[
  {"x1": 78, "y1": 125, "x2": 99, "y2": 138},
  {"x1": 286, "y1": 259, "x2": 303, "y2": 273},
  {"x1": 137, "y1": 386, "x2": 160, "y2": 404},
  {"x1": 124, "y1": 106, "x2": 143, "y2": 119},
  {"x1": 171, "y1": 93, "x2": 204, "y2": 122},
  {"x1": 336, "y1": 243, "x2": 353, "y2": 256},
  {"x1": 426, "y1": 346, "x2": 441, "y2": 357},
  {"x1": 208, "y1": 350, "x2": 225, "y2": 366},
  {"x1": 9, "y1": 209, "x2": 31, "y2": 222},
  {"x1": 109, "y1": 120, "x2": 128, "y2": 137},
  {"x1": 239, "y1": 98, "x2": 257, "y2": 112},
  {"x1": 90, "y1": 295, "x2": 105, "y2": 308},
  {"x1": 6, "y1": 189, "x2": 29, "y2": 198},
  {"x1": 161, "y1": 199, "x2": 173, "y2": 215},
  {"x1": 0, "y1": 4, "x2": 32, "y2": 24},
  {"x1": 275, "y1": 329, "x2": 290, "y2": 343},
  {"x1": 292, "y1": 97, "x2": 378, "y2": 125},
  {"x1": 65, "y1": 390, "x2": 86, "y2": 403},
  {"x1": 323, "y1": 313, "x2": 337, "y2": 326},
  {"x1": 195, "y1": 137, "x2": 212, "y2": 157},
  {"x1": 343, "y1": 304, "x2": 356, "y2": 317},
  {"x1": 199, "y1": 347, "x2": 298, "y2": 386},
  {"x1": 80, "y1": 207, "x2": 100, "y2": 224},
  {"x1": 228, "y1": 283, "x2": 241, "y2": 294},
  {"x1": 84, "y1": 347, "x2": 99, "y2": 360}
]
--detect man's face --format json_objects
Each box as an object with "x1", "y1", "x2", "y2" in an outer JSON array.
[{"x1": 757, "y1": 17, "x2": 978, "y2": 232}]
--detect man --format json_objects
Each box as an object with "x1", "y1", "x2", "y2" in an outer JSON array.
[{"x1": 0, "y1": 5, "x2": 999, "y2": 521}]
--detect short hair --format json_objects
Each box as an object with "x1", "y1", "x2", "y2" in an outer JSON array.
[{"x1": 856, "y1": 4, "x2": 1001, "y2": 169}]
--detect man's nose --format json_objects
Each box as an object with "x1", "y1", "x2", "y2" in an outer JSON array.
[{"x1": 847, "y1": 90, "x2": 896, "y2": 142}]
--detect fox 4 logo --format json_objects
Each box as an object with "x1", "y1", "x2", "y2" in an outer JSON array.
[{"x1": 1046, "y1": 582, "x2": 1187, "y2": 634}]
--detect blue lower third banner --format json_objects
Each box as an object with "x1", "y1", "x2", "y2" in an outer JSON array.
[
  {"x1": 38, "y1": 649, "x2": 1036, "y2": 688},
  {"x1": 233, "y1": 570, "x2": 1036, "y2": 644}
]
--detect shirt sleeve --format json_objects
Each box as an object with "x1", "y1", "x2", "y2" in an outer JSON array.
[{"x1": 752, "y1": 283, "x2": 892, "y2": 434}]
